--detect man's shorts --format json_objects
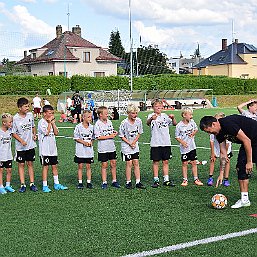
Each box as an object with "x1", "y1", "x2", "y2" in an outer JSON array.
[
  {"x1": 0, "y1": 160, "x2": 12, "y2": 168},
  {"x1": 34, "y1": 108, "x2": 41, "y2": 114},
  {"x1": 74, "y1": 156, "x2": 94, "y2": 164},
  {"x1": 40, "y1": 156, "x2": 58, "y2": 166},
  {"x1": 98, "y1": 151, "x2": 117, "y2": 162},
  {"x1": 121, "y1": 152, "x2": 139, "y2": 161},
  {"x1": 16, "y1": 149, "x2": 36, "y2": 163},
  {"x1": 181, "y1": 149, "x2": 197, "y2": 162},
  {"x1": 150, "y1": 146, "x2": 172, "y2": 161}
]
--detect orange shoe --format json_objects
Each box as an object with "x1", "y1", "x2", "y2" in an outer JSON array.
[
  {"x1": 194, "y1": 179, "x2": 203, "y2": 186},
  {"x1": 181, "y1": 180, "x2": 188, "y2": 186}
]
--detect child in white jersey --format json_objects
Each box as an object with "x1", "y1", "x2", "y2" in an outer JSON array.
[
  {"x1": 146, "y1": 99, "x2": 177, "y2": 188},
  {"x1": 12, "y1": 97, "x2": 38, "y2": 193},
  {"x1": 175, "y1": 107, "x2": 203, "y2": 186},
  {"x1": 74, "y1": 110, "x2": 94, "y2": 189},
  {"x1": 38, "y1": 105, "x2": 68, "y2": 193},
  {"x1": 119, "y1": 104, "x2": 145, "y2": 189},
  {"x1": 207, "y1": 113, "x2": 232, "y2": 187},
  {"x1": 0, "y1": 113, "x2": 15, "y2": 194},
  {"x1": 94, "y1": 106, "x2": 120, "y2": 189}
]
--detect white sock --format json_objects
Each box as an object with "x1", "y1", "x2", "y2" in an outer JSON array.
[
  {"x1": 193, "y1": 176, "x2": 198, "y2": 181},
  {"x1": 154, "y1": 177, "x2": 159, "y2": 182},
  {"x1": 112, "y1": 180, "x2": 117, "y2": 183},
  {"x1": 241, "y1": 192, "x2": 249, "y2": 203},
  {"x1": 53, "y1": 175, "x2": 59, "y2": 184},
  {"x1": 126, "y1": 180, "x2": 131, "y2": 184},
  {"x1": 78, "y1": 180, "x2": 82, "y2": 184},
  {"x1": 0, "y1": 184, "x2": 4, "y2": 188},
  {"x1": 103, "y1": 181, "x2": 107, "y2": 184},
  {"x1": 6, "y1": 182, "x2": 10, "y2": 187},
  {"x1": 43, "y1": 181, "x2": 48, "y2": 187},
  {"x1": 136, "y1": 179, "x2": 140, "y2": 184},
  {"x1": 87, "y1": 180, "x2": 91, "y2": 183},
  {"x1": 183, "y1": 177, "x2": 188, "y2": 181},
  {"x1": 163, "y1": 175, "x2": 169, "y2": 182}
]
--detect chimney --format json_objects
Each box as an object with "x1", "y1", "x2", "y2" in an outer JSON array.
[
  {"x1": 56, "y1": 25, "x2": 62, "y2": 38},
  {"x1": 72, "y1": 25, "x2": 81, "y2": 37},
  {"x1": 24, "y1": 51, "x2": 27, "y2": 58},
  {"x1": 222, "y1": 39, "x2": 227, "y2": 50},
  {"x1": 235, "y1": 39, "x2": 238, "y2": 44}
]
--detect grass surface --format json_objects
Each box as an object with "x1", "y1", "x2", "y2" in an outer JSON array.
[{"x1": 1, "y1": 107, "x2": 257, "y2": 257}]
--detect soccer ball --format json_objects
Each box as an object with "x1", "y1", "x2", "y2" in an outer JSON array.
[{"x1": 211, "y1": 194, "x2": 227, "y2": 209}]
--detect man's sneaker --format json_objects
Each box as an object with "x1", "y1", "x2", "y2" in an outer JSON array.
[
  {"x1": 151, "y1": 181, "x2": 160, "y2": 188},
  {"x1": 223, "y1": 180, "x2": 230, "y2": 187},
  {"x1": 42, "y1": 186, "x2": 51, "y2": 193},
  {"x1": 30, "y1": 184, "x2": 38, "y2": 192},
  {"x1": 181, "y1": 180, "x2": 188, "y2": 186},
  {"x1": 112, "y1": 181, "x2": 121, "y2": 188},
  {"x1": 86, "y1": 183, "x2": 93, "y2": 189},
  {"x1": 5, "y1": 186, "x2": 15, "y2": 193},
  {"x1": 101, "y1": 183, "x2": 108, "y2": 189},
  {"x1": 136, "y1": 182, "x2": 146, "y2": 189},
  {"x1": 19, "y1": 185, "x2": 26, "y2": 193},
  {"x1": 125, "y1": 182, "x2": 132, "y2": 189},
  {"x1": 77, "y1": 183, "x2": 84, "y2": 189},
  {"x1": 0, "y1": 188, "x2": 7, "y2": 194},
  {"x1": 194, "y1": 179, "x2": 203, "y2": 186},
  {"x1": 207, "y1": 177, "x2": 214, "y2": 186},
  {"x1": 163, "y1": 180, "x2": 175, "y2": 187},
  {"x1": 54, "y1": 184, "x2": 68, "y2": 190},
  {"x1": 231, "y1": 199, "x2": 251, "y2": 209}
]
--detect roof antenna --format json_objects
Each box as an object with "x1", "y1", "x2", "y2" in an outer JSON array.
[{"x1": 67, "y1": 3, "x2": 70, "y2": 31}]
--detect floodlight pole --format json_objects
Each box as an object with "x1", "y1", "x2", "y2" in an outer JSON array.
[{"x1": 129, "y1": 0, "x2": 133, "y2": 92}]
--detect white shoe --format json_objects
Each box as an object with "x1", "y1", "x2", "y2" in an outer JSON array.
[{"x1": 231, "y1": 199, "x2": 251, "y2": 209}]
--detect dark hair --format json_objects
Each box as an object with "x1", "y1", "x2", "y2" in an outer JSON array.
[
  {"x1": 199, "y1": 116, "x2": 217, "y2": 131},
  {"x1": 17, "y1": 97, "x2": 29, "y2": 108},
  {"x1": 247, "y1": 101, "x2": 257, "y2": 109},
  {"x1": 42, "y1": 105, "x2": 54, "y2": 113}
]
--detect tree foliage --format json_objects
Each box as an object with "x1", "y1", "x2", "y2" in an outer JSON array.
[{"x1": 108, "y1": 30, "x2": 125, "y2": 58}]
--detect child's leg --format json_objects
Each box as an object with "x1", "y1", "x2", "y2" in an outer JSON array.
[
  {"x1": 52, "y1": 164, "x2": 59, "y2": 184},
  {"x1": 224, "y1": 159, "x2": 230, "y2": 179},
  {"x1": 0, "y1": 168, "x2": 3, "y2": 187},
  {"x1": 85, "y1": 163, "x2": 92, "y2": 182},
  {"x1": 78, "y1": 163, "x2": 83, "y2": 181},
  {"x1": 42, "y1": 165, "x2": 49, "y2": 185},
  {"x1": 209, "y1": 157, "x2": 216, "y2": 176},
  {"x1": 101, "y1": 161, "x2": 108, "y2": 183},
  {"x1": 125, "y1": 160, "x2": 133, "y2": 182},
  {"x1": 132, "y1": 159, "x2": 140, "y2": 183},
  {"x1": 6, "y1": 167, "x2": 12, "y2": 183},
  {"x1": 27, "y1": 161, "x2": 35, "y2": 184},
  {"x1": 152, "y1": 161, "x2": 159, "y2": 179},
  {"x1": 182, "y1": 161, "x2": 188, "y2": 180},
  {"x1": 162, "y1": 160, "x2": 169, "y2": 181},
  {"x1": 191, "y1": 160, "x2": 198, "y2": 179},
  {"x1": 110, "y1": 159, "x2": 117, "y2": 182},
  {"x1": 18, "y1": 162, "x2": 26, "y2": 184}
]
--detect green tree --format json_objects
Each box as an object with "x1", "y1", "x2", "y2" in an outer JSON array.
[
  {"x1": 1, "y1": 58, "x2": 27, "y2": 75},
  {"x1": 108, "y1": 30, "x2": 125, "y2": 58}
]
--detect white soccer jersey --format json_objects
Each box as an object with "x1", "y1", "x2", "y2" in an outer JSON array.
[
  {"x1": 119, "y1": 117, "x2": 143, "y2": 155},
  {"x1": 175, "y1": 119, "x2": 198, "y2": 154},
  {"x1": 74, "y1": 123, "x2": 94, "y2": 158},
  {"x1": 12, "y1": 112, "x2": 36, "y2": 151},
  {"x1": 38, "y1": 119, "x2": 58, "y2": 156},
  {"x1": 94, "y1": 119, "x2": 116, "y2": 153},
  {"x1": 148, "y1": 113, "x2": 173, "y2": 147},
  {"x1": 0, "y1": 128, "x2": 13, "y2": 162},
  {"x1": 33, "y1": 96, "x2": 41, "y2": 108},
  {"x1": 210, "y1": 134, "x2": 232, "y2": 157},
  {"x1": 241, "y1": 110, "x2": 257, "y2": 121}
]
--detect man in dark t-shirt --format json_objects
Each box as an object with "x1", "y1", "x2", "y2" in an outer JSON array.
[
  {"x1": 200, "y1": 114, "x2": 256, "y2": 209},
  {"x1": 71, "y1": 91, "x2": 83, "y2": 123}
]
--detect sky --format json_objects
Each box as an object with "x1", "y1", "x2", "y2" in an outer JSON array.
[{"x1": 1, "y1": 0, "x2": 257, "y2": 61}]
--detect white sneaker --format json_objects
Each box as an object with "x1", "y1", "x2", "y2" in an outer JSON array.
[{"x1": 231, "y1": 199, "x2": 251, "y2": 209}]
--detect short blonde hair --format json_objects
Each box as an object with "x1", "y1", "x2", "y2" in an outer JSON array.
[
  {"x1": 127, "y1": 103, "x2": 139, "y2": 113},
  {"x1": 83, "y1": 109, "x2": 92, "y2": 115},
  {"x1": 1, "y1": 113, "x2": 13, "y2": 123},
  {"x1": 97, "y1": 106, "x2": 108, "y2": 116},
  {"x1": 151, "y1": 98, "x2": 162, "y2": 107},
  {"x1": 181, "y1": 107, "x2": 193, "y2": 117},
  {"x1": 214, "y1": 112, "x2": 225, "y2": 119}
]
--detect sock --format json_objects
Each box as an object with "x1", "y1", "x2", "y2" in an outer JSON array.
[
  {"x1": 30, "y1": 182, "x2": 34, "y2": 187},
  {"x1": 163, "y1": 175, "x2": 169, "y2": 182},
  {"x1": 183, "y1": 177, "x2": 188, "y2": 181},
  {"x1": 102, "y1": 181, "x2": 107, "y2": 184},
  {"x1": 193, "y1": 176, "x2": 198, "y2": 181},
  {"x1": 6, "y1": 182, "x2": 10, "y2": 187},
  {"x1": 78, "y1": 180, "x2": 82, "y2": 184},
  {"x1": 154, "y1": 177, "x2": 159, "y2": 182},
  {"x1": 136, "y1": 179, "x2": 140, "y2": 184},
  {"x1": 0, "y1": 184, "x2": 4, "y2": 188},
  {"x1": 224, "y1": 178, "x2": 228, "y2": 180},
  {"x1": 43, "y1": 181, "x2": 48, "y2": 187},
  {"x1": 21, "y1": 184, "x2": 26, "y2": 187},
  {"x1": 126, "y1": 180, "x2": 131, "y2": 184},
  {"x1": 87, "y1": 180, "x2": 91, "y2": 184},
  {"x1": 53, "y1": 175, "x2": 59, "y2": 184},
  {"x1": 209, "y1": 175, "x2": 213, "y2": 178},
  {"x1": 241, "y1": 192, "x2": 249, "y2": 203},
  {"x1": 112, "y1": 180, "x2": 117, "y2": 183}
]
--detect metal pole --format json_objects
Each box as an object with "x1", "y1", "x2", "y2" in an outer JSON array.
[{"x1": 129, "y1": 0, "x2": 133, "y2": 92}]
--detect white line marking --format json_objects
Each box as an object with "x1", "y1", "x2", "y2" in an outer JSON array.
[{"x1": 122, "y1": 228, "x2": 257, "y2": 257}]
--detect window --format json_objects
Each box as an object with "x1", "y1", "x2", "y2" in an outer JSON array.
[
  {"x1": 252, "y1": 56, "x2": 257, "y2": 66},
  {"x1": 59, "y1": 72, "x2": 67, "y2": 77},
  {"x1": 33, "y1": 74, "x2": 37, "y2": 77},
  {"x1": 94, "y1": 72, "x2": 105, "y2": 77},
  {"x1": 32, "y1": 53, "x2": 36, "y2": 59},
  {"x1": 48, "y1": 72, "x2": 53, "y2": 76},
  {"x1": 83, "y1": 52, "x2": 91, "y2": 62}
]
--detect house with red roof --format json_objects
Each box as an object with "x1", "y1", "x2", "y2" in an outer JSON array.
[{"x1": 16, "y1": 25, "x2": 121, "y2": 77}]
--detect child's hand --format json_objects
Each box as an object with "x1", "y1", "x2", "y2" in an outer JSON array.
[
  {"x1": 182, "y1": 141, "x2": 188, "y2": 148},
  {"x1": 33, "y1": 134, "x2": 37, "y2": 141},
  {"x1": 113, "y1": 131, "x2": 118, "y2": 137},
  {"x1": 151, "y1": 114, "x2": 158, "y2": 120},
  {"x1": 130, "y1": 142, "x2": 136, "y2": 149},
  {"x1": 84, "y1": 141, "x2": 92, "y2": 147},
  {"x1": 210, "y1": 155, "x2": 215, "y2": 162},
  {"x1": 21, "y1": 140, "x2": 27, "y2": 146},
  {"x1": 168, "y1": 114, "x2": 175, "y2": 119}
]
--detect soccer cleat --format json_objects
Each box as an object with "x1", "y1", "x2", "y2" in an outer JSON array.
[
  {"x1": 112, "y1": 181, "x2": 121, "y2": 188},
  {"x1": 54, "y1": 184, "x2": 68, "y2": 190},
  {"x1": 125, "y1": 182, "x2": 132, "y2": 189},
  {"x1": 77, "y1": 183, "x2": 84, "y2": 189},
  {"x1": 135, "y1": 182, "x2": 146, "y2": 189},
  {"x1": 30, "y1": 184, "x2": 38, "y2": 192},
  {"x1": 231, "y1": 199, "x2": 251, "y2": 209},
  {"x1": 181, "y1": 180, "x2": 188, "y2": 186},
  {"x1": 194, "y1": 179, "x2": 203, "y2": 186},
  {"x1": 163, "y1": 180, "x2": 175, "y2": 187},
  {"x1": 151, "y1": 181, "x2": 160, "y2": 188},
  {"x1": 42, "y1": 186, "x2": 51, "y2": 193},
  {"x1": 207, "y1": 177, "x2": 214, "y2": 186},
  {"x1": 19, "y1": 185, "x2": 26, "y2": 193},
  {"x1": 101, "y1": 183, "x2": 108, "y2": 189},
  {"x1": 223, "y1": 180, "x2": 230, "y2": 187},
  {"x1": 0, "y1": 187, "x2": 7, "y2": 194},
  {"x1": 86, "y1": 183, "x2": 93, "y2": 189},
  {"x1": 5, "y1": 185, "x2": 15, "y2": 193}
]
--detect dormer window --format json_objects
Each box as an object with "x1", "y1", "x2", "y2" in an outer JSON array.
[
  {"x1": 32, "y1": 53, "x2": 36, "y2": 59},
  {"x1": 83, "y1": 52, "x2": 91, "y2": 62}
]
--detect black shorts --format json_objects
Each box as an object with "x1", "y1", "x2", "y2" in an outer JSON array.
[
  {"x1": 121, "y1": 152, "x2": 139, "y2": 161},
  {"x1": 74, "y1": 156, "x2": 94, "y2": 164},
  {"x1": 16, "y1": 149, "x2": 36, "y2": 163},
  {"x1": 40, "y1": 156, "x2": 58, "y2": 166},
  {"x1": 150, "y1": 146, "x2": 172, "y2": 161},
  {"x1": 0, "y1": 160, "x2": 12, "y2": 168},
  {"x1": 181, "y1": 149, "x2": 197, "y2": 162},
  {"x1": 98, "y1": 151, "x2": 117, "y2": 162}
]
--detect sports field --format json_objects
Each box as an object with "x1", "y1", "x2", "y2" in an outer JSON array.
[{"x1": 1, "y1": 107, "x2": 257, "y2": 257}]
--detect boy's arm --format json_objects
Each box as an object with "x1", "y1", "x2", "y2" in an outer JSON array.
[
  {"x1": 75, "y1": 138, "x2": 92, "y2": 147},
  {"x1": 12, "y1": 133, "x2": 27, "y2": 146},
  {"x1": 175, "y1": 136, "x2": 187, "y2": 148},
  {"x1": 146, "y1": 114, "x2": 157, "y2": 126},
  {"x1": 168, "y1": 114, "x2": 177, "y2": 126},
  {"x1": 51, "y1": 120, "x2": 59, "y2": 136},
  {"x1": 189, "y1": 129, "x2": 198, "y2": 138},
  {"x1": 237, "y1": 100, "x2": 252, "y2": 114},
  {"x1": 32, "y1": 126, "x2": 37, "y2": 141},
  {"x1": 97, "y1": 131, "x2": 118, "y2": 140}
]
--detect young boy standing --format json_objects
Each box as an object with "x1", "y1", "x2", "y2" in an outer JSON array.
[
  {"x1": 12, "y1": 97, "x2": 38, "y2": 193},
  {"x1": 119, "y1": 104, "x2": 145, "y2": 189},
  {"x1": 74, "y1": 110, "x2": 94, "y2": 189},
  {"x1": 175, "y1": 107, "x2": 203, "y2": 186},
  {"x1": 0, "y1": 113, "x2": 15, "y2": 194},
  {"x1": 146, "y1": 99, "x2": 177, "y2": 188},
  {"x1": 94, "y1": 106, "x2": 120, "y2": 189},
  {"x1": 38, "y1": 105, "x2": 68, "y2": 193}
]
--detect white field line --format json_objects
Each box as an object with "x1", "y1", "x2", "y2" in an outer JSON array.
[{"x1": 121, "y1": 228, "x2": 257, "y2": 257}]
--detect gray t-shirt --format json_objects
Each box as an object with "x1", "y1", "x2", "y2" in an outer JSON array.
[
  {"x1": 119, "y1": 117, "x2": 143, "y2": 155},
  {"x1": 38, "y1": 119, "x2": 58, "y2": 156},
  {"x1": 175, "y1": 119, "x2": 197, "y2": 154},
  {"x1": 0, "y1": 128, "x2": 13, "y2": 161},
  {"x1": 74, "y1": 123, "x2": 94, "y2": 158},
  {"x1": 12, "y1": 112, "x2": 36, "y2": 151},
  {"x1": 94, "y1": 119, "x2": 116, "y2": 153},
  {"x1": 148, "y1": 113, "x2": 173, "y2": 147},
  {"x1": 241, "y1": 110, "x2": 257, "y2": 121}
]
